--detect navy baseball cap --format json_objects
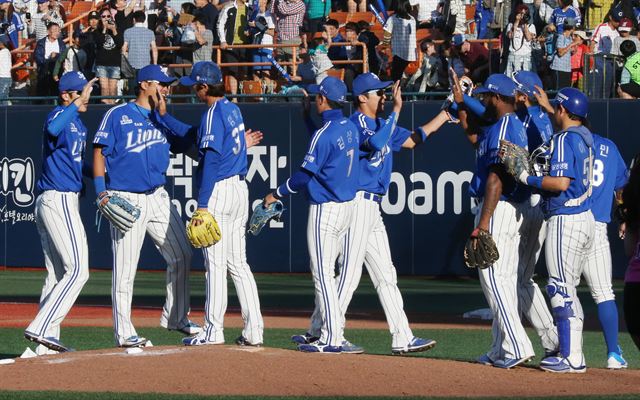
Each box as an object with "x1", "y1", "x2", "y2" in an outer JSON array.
[
  {"x1": 137, "y1": 65, "x2": 176, "y2": 84},
  {"x1": 59, "y1": 71, "x2": 88, "y2": 92},
  {"x1": 37, "y1": 0, "x2": 48, "y2": 3},
  {"x1": 512, "y1": 71, "x2": 543, "y2": 97},
  {"x1": 611, "y1": 5, "x2": 624, "y2": 22},
  {"x1": 474, "y1": 74, "x2": 517, "y2": 97},
  {"x1": 452, "y1": 34, "x2": 465, "y2": 47},
  {"x1": 352, "y1": 73, "x2": 392, "y2": 97},
  {"x1": 307, "y1": 76, "x2": 348, "y2": 103},
  {"x1": 179, "y1": 61, "x2": 223, "y2": 86},
  {"x1": 551, "y1": 87, "x2": 589, "y2": 118}
]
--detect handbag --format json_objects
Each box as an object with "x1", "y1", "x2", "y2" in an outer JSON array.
[{"x1": 120, "y1": 54, "x2": 136, "y2": 79}]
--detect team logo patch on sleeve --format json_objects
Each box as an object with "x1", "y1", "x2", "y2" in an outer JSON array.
[
  {"x1": 552, "y1": 162, "x2": 568, "y2": 171},
  {"x1": 304, "y1": 154, "x2": 315, "y2": 163},
  {"x1": 120, "y1": 115, "x2": 133, "y2": 125}
]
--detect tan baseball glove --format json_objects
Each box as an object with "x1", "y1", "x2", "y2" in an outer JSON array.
[{"x1": 186, "y1": 210, "x2": 221, "y2": 248}]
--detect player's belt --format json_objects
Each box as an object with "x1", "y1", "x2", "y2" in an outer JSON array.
[
  {"x1": 140, "y1": 185, "x2": 163, "y2": 195},
  {"x1": 363, "y1": 192, "x2": 383, "y2": 203}
]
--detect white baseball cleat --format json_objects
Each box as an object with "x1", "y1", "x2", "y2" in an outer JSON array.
[
  {"x1": 182, "y1": 332, "x2": 224, "y2": 346},
  {"x1": 174, "y1": 321, "x2": 202, "y2": 335},
  {"x1": 119, "y1": 336, "x2": 148, "y2": 348},
  {"x1": 607, "y1": 352, "x2": 628, "y2": 369}
]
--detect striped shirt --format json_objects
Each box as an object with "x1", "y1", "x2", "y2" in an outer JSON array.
[
  {"x1": 383, "y1": 15, "x2": 416, "y2": 62},
  {"x1": 551, "y1": 34, "x2": 572, "y2": 72}
]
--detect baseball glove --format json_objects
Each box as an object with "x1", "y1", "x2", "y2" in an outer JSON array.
[
  {"x1": 463, "y1": 228, "x2": 499, "y2": 269},
  {"x1": 248, "y1": 200, "x2": 285, "y2": 236},
  {"x1": 96, "y1": 193, "x2": 141, "y2": 234},
  {"x1": 186, "y1": 210, "x2": 221, "y2": 248},
  {"x1": 498, "y1": 139, "x2": 533, "y2": 183}
]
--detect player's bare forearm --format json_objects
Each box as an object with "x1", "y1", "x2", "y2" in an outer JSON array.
[
  {"x1": 402, "y1": 109, "x2": 450, "y2": 148},
  {"x1": 477, "y1": 169, "x2": 503, "y2": 231},
  {"x1": 536, "y1": 176, "x2": 570, "y2": 192},
  {"x1": 93, "y1": 148, "x2": 106, "y2": 180},
  {"x1": 459, "y1": 110, "x2": 479, "y2": 146}
]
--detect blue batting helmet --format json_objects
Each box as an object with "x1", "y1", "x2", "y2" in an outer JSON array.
[{"x1": 552, "y1": 87, "x2": 589, "y2": 118}]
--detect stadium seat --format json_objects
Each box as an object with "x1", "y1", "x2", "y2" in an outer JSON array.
[
  {"x1": 326, "y1": 69, "x2": 345, "y2": 80},
  {"x1": 240, "y1": 80, "x2": 263, "y2": 101},
  {"x1": 348, "y1": 12, "x2": 374, "y2": 24},
  {"x1": 329, "y1": 12, "x2": 349, "y2": 25}
]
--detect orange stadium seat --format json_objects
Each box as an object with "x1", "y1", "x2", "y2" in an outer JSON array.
[
  {"x1": 326, "y1": 68, "x2": 345, "y2": 80},
  {"x1": 348, "y1": 12, "x2": 374, "y2": 24},
  {"x1": 329, "y1": 12, "x2": 349, "y2": 25}
]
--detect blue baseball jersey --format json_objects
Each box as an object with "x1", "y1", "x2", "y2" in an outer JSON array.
[
  {"x1": 542, "y1": 126, "x2": 593, "y2": 217},
  {"x1": 302, "y1": 109, "x2": 359, "y2": 204},
  {"x1": 349, "y1": 111, "x2": 411, "y2": 195},
  {"x1": 517, "y1": 105, "x2": 553, "y2": 154},
  {"x1": 38, "y1": 104, "x2": 88, "y2": 193},
  {"x1": 197, "y1": 98, "x2": 248, "y2": 184},
  {"x1": 590, "y1": 134, "x2": 628, "y2": 223},
  {"x1": 551, "y1": 6, "x2": 581, "y2": 34},
  {"x1": 93, "y1": 103, "x2": 183, "y2": 192},
  {"x1": 469, "y1": 113, "x2": 529, "y2": 202}
]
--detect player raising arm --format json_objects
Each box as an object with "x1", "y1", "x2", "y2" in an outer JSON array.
[{"x1": 24, "y1": 73, "x2": 97, "y2": 354}]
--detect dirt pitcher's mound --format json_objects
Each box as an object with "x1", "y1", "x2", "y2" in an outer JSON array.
[{"x1": 1, "y1": 345, "x2": 640, "y2": 397}]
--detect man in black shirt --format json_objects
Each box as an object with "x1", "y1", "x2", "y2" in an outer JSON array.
[{"x1": 194, "y1": 0, "x2": 220, "y2": 41}]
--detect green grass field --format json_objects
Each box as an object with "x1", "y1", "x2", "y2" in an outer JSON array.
[{"x1": 1, "y1": 269, "x2": 639, "y2": 399}]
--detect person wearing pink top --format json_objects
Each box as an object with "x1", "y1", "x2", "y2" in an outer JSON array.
[{"x1": 622, "y1": 154, "x2": 640, "y2": 351}]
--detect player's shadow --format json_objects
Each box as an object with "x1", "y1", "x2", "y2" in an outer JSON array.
[{"x1": 0, "y1": 353, "x2": 20, "y2": 358}]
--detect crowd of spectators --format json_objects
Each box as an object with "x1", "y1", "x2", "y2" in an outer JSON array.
[{"x1": 1, "y1": 0, "x2": 640, "y2": 102}]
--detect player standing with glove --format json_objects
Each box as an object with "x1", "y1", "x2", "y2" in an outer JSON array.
[
  {"x1": 93, "y1": 65, "x2": 200, "y2": 348},
  {"x1": 264, "y1": 76, "x2": 359, "y2": 353},
  {"x1": 159, "y1": 61, "x2": 265, "y2": 347},
  {"x1": 292, "y1": 73, "x2": 448, "y2": 354},
  {"x1": 24, "y1": 72, "x2": 97, "y2": 354}
]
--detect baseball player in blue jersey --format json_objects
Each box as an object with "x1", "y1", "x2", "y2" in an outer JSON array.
[
  {"x1": 264, "y1": 76, "x2": 359, "y2": 353},
  {"x1": 583, "y1": 133, "x2": 629, "y2": 369},
  {"x1": 456, "y1": 74, "x2": 538, "y2": 368},
  {"x1": 157, "y1": 62, "x2": 264, "y2": 347},
  {"x1": 519, "y1": 86, "x2": 595, "y2": 373},
  {"x1": 24, "y1": 72, "x2": 97, "y2": 354},
  {"x1": 93, "y1": 65, "x2": 201, "y2": 348},
  {"x1": 292, "y1": 73, "x2": 449, "y2": 354}
]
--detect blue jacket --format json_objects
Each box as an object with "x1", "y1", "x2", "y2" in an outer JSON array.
[{"x1": 35, "y1": 37, "x2": 66, "y2": 77}]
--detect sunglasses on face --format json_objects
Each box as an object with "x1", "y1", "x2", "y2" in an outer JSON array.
[{"x1": 367, "y1": 89, "x2": 385, "y2": 97}]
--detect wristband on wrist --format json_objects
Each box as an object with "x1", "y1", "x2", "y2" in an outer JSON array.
[
  {"x1": 526, "y1": 175, "x2": 544, "y2": 189},
  {"x1": 273, "y1": 189, "x2": 283, "y2": 200},
  {"x1": 415, "y1": 126, "x2": 427, "y2": 142},
  {"x1": 94, "y1": 176, "x2": 106, "y2": 195}
]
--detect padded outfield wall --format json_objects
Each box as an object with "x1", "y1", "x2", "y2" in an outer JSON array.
[{"x1": 0, "y1": 100, "x2": 637, "y2": 277}]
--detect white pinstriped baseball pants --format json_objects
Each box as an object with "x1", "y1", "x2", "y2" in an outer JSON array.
[
  {"x1": 201, "y1": 176, "x2": 263, "y2": 344},
  {"x1": 307, "y1": 199, "x2": 355, "y2": 347},
  {"x1": 545, "y1": 211, "x2": 595, "y2": 366},
  {"x1": 478, "y1": 200, "x2": 536, "y2": 361},
  {"x1": 307, "y1": 191, "x2": 414, "y2": 349},
  {"x1": 26, "y1": 191, "x2": 89, "y2": 345},
  {"x1": 110, "y1": 187, "x2": 192, "y2": 345},
  {"x1": 487, "y1": 202, "x2": 559, "y2": 356},
  {"x1": 583, "y1": 221, "x2": 615, "y2": 304}
]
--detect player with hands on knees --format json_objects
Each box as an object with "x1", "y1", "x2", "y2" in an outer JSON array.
[
  {"x1": 158, "y1": 61, "x2": 265, "y2": 347},
  {"x1": 93, "y1": 65, "x2": 202, "y2": 348},
  {"x1": 502, "y1": 86, "x2": 595, "y2": 373},
  {"x1": 290, "y1": 73, "x2": 448, "y2": 354},
  {"x1": 24, "y1": 72, "x2": 97, "y2": 355}
]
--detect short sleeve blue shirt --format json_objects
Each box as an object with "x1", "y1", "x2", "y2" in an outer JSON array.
[
  {"x1": 37, "y1": 105, "x2": 88, "y2": 193},
  {"x1": 349, "y1": 111, "x2": 411, "y2": 195},
  {"x1": 302, "y1": 109, "x2": 359, "y2": 204},
  {"x1": 590, "y1": 134, "x2": 628, "y2": 223}
]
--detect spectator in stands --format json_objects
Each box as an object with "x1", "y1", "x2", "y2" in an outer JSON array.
[
  {"x1": 111, "y1": 0, "x2": 138, "y2": 32},
  {"x1": 474, "y1": 0, "x2": 495, "y2": 39},
  {"x1": 95, "y1": 9, "x2": 123, "y2": 104},
  {"x1": 441, "y1": 39, "x2": 464, "y2": 80},
  {"x1": 192, "y1": 14, "x2": 214, "y2": 63},
  {"x1": 347, "y1": 0, "x2": 365, "y2": 13},
  {"x1": 27, "y1": 0, "x2": 59, "y2": 41},
  {"x1": 81, "y1": 11, "x2": 101, "y2": 80},
  {"x1": 382, "y1": 0, "x2": 416, "y2": 81},
  {"x1": 570, "y1": 29, "x2": 588, "y2": 88},
  {"x1": 452, "y1": 33, "x2": 489, "y2": 84},
  {"x1": 449, "y1": 0, "x2": 466, "y2": 34},
  {"x1": 270, "y1": 0, "x2": 305, "y2": 63},
  {"x1": 309, "y1": 33, "x2": 333, "y2": 82},
  {"x1": 590, "y1": 6, "x2": 621, "y2": 98},
  {"x1": 123, "y1": 11, "x2": 158, "y2": 94},
  {"x1": 532, "y1": 0, "x2": 554, "y2": 34},
  {"x1": 249, "y1": 0, "x2": 275, "y2": 82},
  {"x1": 617, "y1": 40, "x2": 640, "y2": 98},
  {"x1": 406, "y1": 38, "x2": 442, "y2": 92},
  {"x1": 356, "y1": 20, "x2": 380, "y2": 75},
  {"x1": 341, "y1": 21, "x2": 362, "y2": 88},
  {"x1": 0, "y1": 39, "x2": 11, "y2": 104},
  {"x1": 549, "y1": 0, "x2": 581, "y2": 35},
  {"x1": 53, "y1": 31, "x2": 87, "y2": 81},
  {"x1": 194, "y1": 0, "x2": 220, "y2": 33},
  {"x1": 549, "y1": 18, "x2": 576, "y2": 89},
  {"x1": 410, "y1": 0, "x2": 439, "y2": 27},
  {"x1": 35, "y1": 22, "x2": 65, "y2": 96},
  {"x1": 612, "y1": 17, "x2": 639, "y2": 57},
  {"x1": 505, "y1": 4, "x2": 537, "y2": 76},
  {"x1": 291, "y1": 46, "x2": 316, "y2": 83},
  {"x1": 304, "y1": 0, "x2": 330, "y2": 36},
  {"x1": 323, "y1": 18, "x2": 346, "y2": 61},
  {"x1": 147, "y1": 0, "x2": 176, "y2": 32},
  {"x1": 218, "y1": 0, "x2": 250, "y2": 98},
  {"x1": 0, "y1": 0, "x2": 24, "y2": 49}
]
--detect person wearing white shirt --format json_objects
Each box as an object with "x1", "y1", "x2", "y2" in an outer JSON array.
[
  {"x1": 506, "y1": 4, "x2": 537, "y2": 75},
  {"x1": 590, "y1": 12, "x2": 621, "y2": 98},
  {"x1": 383, "y1": 0, "x2": 416, "y2": 81},
  {"x1": 0, "y1": 41, "x2": 11, "y2": 105},
  {"x1": 409, "y1": 0, "x2": 439, "y2": 25}
]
